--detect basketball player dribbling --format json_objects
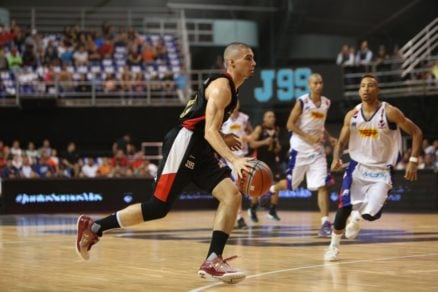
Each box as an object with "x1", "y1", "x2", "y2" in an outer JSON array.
[
  {"x1": 76, "y1": 42, "x2": 256, "y2": 284},
  {"x1": 325, "y1": 74, "x2": 422, "y2": 261}
]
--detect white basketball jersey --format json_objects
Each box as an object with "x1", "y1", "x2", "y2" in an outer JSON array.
[
  {"x1": 221, "y1": 112, "x2": 250, "y2": 157},
  {"x1": 290, "y1": 94, "x2": 331, "y2": 154},
  {"x1": 349, "y1": 102, "x2": 402, "y2": 168}
]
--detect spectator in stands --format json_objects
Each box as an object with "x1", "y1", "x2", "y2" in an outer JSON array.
[
  {"x1": 175, "y1": 72, "x2": 191, "y2": 103},
  {"x1": 34, "y1": 75, "x2": 46, "y2": 95},
  {"x1": 1, "y1": 157, "x2": 19, "y2": 178},
  {"x1": 149, "y1": 72, "x2": 163, "y2": 96},
  {"x1": 154, "y1": 38, "x2": 167, "y2": 61},
  {"x1": 80, "y1": 157, "x2": 99, "y2": 178},
  {"x1": 375, "y1": 45, "x2": 390, "y2": 82},
  {"x1": 20, "y1": 155, "x2": 38, "y2": 178},
  {"x1": 97, "y1": 157, "x2": 113, "y2": 177},
  {"x1": 0, "y1": 44, "x2": 8, "y2": 70},
  {"x1": 73, "y1": 45, "x2": 88, "y2": 66},
  {"x1": 120, "y1": 65, "x2": 133, "y2": 92},
  {"x1": 39, "y1": 139, "x2": 53, "y2": 157},
  {"x1": 7, "y1": 46, "x2": 22, "y2": 71},
  {"x1": 34, "y1": 152, "x2": 55, "y2": 178},
  {"x1": 162, "y1": 69, "x2": 175, "y2": 98},
  {"x1": 10, "y1": 140, "x2": 22, "y2": 157},
  {"x1": 18, "y1": 67, "x2": 37, "y2": 94},
  {"x1": 75, "y1": 73, "x2": 92, "y2": 93},
  {"x1": 131, "y1": 151, "x2": 158, "y2": 178},
  {"x1": 355, "y1": 40, "x2": 373, "y2": 73},
  {"x1": 22, "y1": 43, "x2": 37, "y2": 68},
  {"x1": 142, "y1": 43, "x2": 156, "y2": 66},
  {"x1": 111, "y1": 149, "x2": 131, "y2": 177},
  {"x1": 58, "y1": 40, "x2": 74, "y2": 65},
  {"x1": 428, "y1": 60, "x2": 438, "y2": 86},
  {"x1": 25, "y1": 141, "x2": 39, "y2": 163},
  {"x1": 43, "y1": 40, "x2": 60, "y2": 66},
  {"x1": 0, "y1": 149, "x2": 6, "y2": 172},
  {"x1": 0, "y1": 23, "x2": 15, "y2": 46},
  {"x1": 44, "y1": 64, "x2": 57, "y2": 93},
  {"x1": 98, "y1": 39, "x2": 114, "y2": 58},
  {"x1": 127, "y1": 45, "x2": 142, "y2": 66},
  {"x1": 211, "y1": 55, "x2": 225, "y2": 69},
  {"x1": 11, "y1": 153, "x2": 23, "y2": 170},
  {"x1": 13, "y1": 28, "x2": 25, "y2": 53},
  {"x1": 61, "y1": 142, "x2": 80, "y2": 177},
  {"x1": 133, "y1": 72, "x2": 145, "y2": 94},
  {"x1": 336, "y1": 44, "x2": 355, "y2": 68},
  {"x1": 103, "y1": 72, "x2": 119, "y2": 93},
  {"x1": 113, "y1": 133, "x2": 131, "y2": 154},
  {"x1": 58, "y1": 63, "x2": 74, "y2": 93},
  {"x1": 47, "y1": 148, "x2": 60, "y2": 172}
]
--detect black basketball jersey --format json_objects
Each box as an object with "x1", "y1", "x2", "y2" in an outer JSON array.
[
  {"x1": 256, "y1": 125, "x2": 280, "y2": 165},
  {"x1": 179, "y1": 73, "x2": 238, "y2": 133}
]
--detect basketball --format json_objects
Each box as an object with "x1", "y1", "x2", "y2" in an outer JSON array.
[{"x1": 237, "y1": 160, "x2": 273, "y2": 198}]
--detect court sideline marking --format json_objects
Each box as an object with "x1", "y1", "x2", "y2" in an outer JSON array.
[{"x1": 189, "y1": 252, "x2": 438, "y2": 291}]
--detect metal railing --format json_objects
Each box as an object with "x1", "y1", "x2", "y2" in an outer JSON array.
[
  {"x1": 400, "y1": 17, "x2": 438, "y2": 78},
  {"x1": 342, "y1": 55, "x2": 438, "y2": 99}
]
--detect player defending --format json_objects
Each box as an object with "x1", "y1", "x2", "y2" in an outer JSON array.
[
  {"x1": 325, "y1": 74, "x2": 422, "y2": 261},
  {"x1": 270, "y1": 73, "x2": 336, "y2": 236},
  {"x1": 248, "y1": 110, "x2": 282, "y2": 221},
  {"x1": 76, "y1": 42, "x2": 256, "y2": 284}
]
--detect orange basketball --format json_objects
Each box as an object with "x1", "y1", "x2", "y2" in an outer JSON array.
[{"x1": 237, "y1": 160, "x2": 273, "y2": 198}]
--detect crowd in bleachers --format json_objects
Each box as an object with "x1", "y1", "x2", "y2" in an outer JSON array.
[
  {"x1": 0, "y1": 20, "x2": 183, "y2": 97},
  {"x1": 336, "y1": 40, "x2": 438, "y2": 85},
  {"x1": 0, "y1": 135, "x2": 158, "y2": 179}
]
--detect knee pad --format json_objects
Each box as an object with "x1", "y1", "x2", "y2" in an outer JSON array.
[
  {"x1": 362, "y1": 211, "x2": 382, "y2": 221},
  {"x1": 334, "y1": 206, "x2": 352, "y2": 230},
  {"x1": 141, "y1": 197, "x2": 171, "y2": 221}
]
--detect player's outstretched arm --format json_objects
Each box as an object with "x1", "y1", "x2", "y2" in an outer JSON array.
[{"x1": 387, "y1": 105, "x2": 423, "y2": 181}]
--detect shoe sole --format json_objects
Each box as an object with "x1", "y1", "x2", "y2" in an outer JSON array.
[
  {"x1": 198, "y1": 270, "x2": 246, "y2": 284},
  {"x1": 75, "y1": 215, "x2": 90, "y2": 261},
  {"x1": 267, "y1": 214, "x2": 280, "y2": 221}
]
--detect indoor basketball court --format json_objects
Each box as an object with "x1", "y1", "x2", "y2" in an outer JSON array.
[{"x1": 1, "y1": 211, "x2": 437, "y2": 291}]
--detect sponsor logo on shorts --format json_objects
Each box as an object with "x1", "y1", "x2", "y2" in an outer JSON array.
[
  {"x1": 361, "y1": 170, "x2": 387, "y2": 179},
  {"x1": 185, "y1": 160, "x2": 195, "y2": 169}
]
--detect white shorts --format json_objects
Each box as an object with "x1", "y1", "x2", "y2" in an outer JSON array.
[
  {"x1": 286, "y1": 149, "x2": 328, "y2": 191},
  {"x1": 339, "y1": 160, "x2": 392, "y2": 216}
]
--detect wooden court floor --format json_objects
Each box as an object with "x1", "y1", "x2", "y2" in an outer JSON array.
[{"x1": 1, "y1": 210, "x2": 438, "y2": 291}]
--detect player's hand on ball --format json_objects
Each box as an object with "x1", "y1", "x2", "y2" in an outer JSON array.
[{"x1": 233, "y1": 157, "x2": 254, "y2": 179}]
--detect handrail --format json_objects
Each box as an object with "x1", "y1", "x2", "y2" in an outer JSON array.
[{"x1": 400, "y1": 17, "x2": 438, "y2": 77}]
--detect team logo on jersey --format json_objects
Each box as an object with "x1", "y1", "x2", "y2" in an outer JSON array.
[
  {"x1": 230, "y1": 124, "x2": 242, "y2": 131},
  {"x1": 358, "y1": 128, "x2": 378, "y2": 138},
  {"x1": 310, "y1": 111, "x2": 324, "y2": 120},
  {"x1": 352, "y1": 110, "x2": 359, "y2": 119},
  {"x1": 378, "y1": 119, "x2": 385, "y2": 129}
]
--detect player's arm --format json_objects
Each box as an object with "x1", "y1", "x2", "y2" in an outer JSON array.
[
  {"x1": 386, "y1": 105, "x2": 423, "y2": 181},
  {"x1": 287, "y1": 100, "x2": 321, "y2": 144},
  {"x1": 331, "y1": 110, "x2": 354, "y2": 171},
  {"x1": 204, "y1": 79, "x2": 251, "y2": 177},
  {"x1": 248, "y1": 126, "x2": 270, "y2": 149}
]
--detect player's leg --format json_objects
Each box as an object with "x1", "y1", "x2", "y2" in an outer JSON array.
[
  {"x1": 76, "y1": 127, "x2": 192, "y2": 260},
  {"x1": 194, "y1": 151, "x2": 246, "y2": 283},
  {"x1": 325, "y1": 160, "x2": 359, "y2": 261},
  {"x1": 248, "y1": 193, "x2": 259, "y2": 223},
  {"x1": 267, "y1": 188, "x2": 281, "y2": 221},
  {"x1": 224, "y1": 157, "x2": 248, "y2": 229}
]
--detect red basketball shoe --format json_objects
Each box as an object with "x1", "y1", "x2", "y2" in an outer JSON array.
[
  {"x1": 198, "y1": 253, "x2": 246, "y2": 284},
  {"x1": 76, "y1": 215, "x2": 99, "y2": 260}
]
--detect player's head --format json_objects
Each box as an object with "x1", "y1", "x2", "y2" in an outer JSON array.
[
  {"x1": 308, "y1": 73, "x2": 323, "y2": 96},
  {"x1": 359, "y1": 74, "x2": 380, "y2": 103},
  {"x1": 263, "y1": 110, "x2": 276, "y2": 128},
  {"x1": 223, "y1": 42, "x2": 256, "y2": 79}
]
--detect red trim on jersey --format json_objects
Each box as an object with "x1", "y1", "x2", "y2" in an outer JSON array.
[
  {"x1": 182, "y1": 115, "x2": 205, "y2": 130},
  {"x1": 154, "y1": 173, "x2": 177, "y2": 202}
]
